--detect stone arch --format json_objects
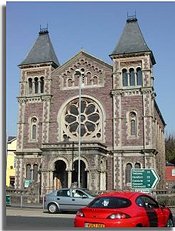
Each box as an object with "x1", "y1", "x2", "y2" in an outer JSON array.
[
  {"x1": 135, "y1": 162, "x2": 141, "y2": 168},
  {"x1": 53, "y1": 160, "x2": 67, "y2": 189},
  {"x1": 50, "y1": 157, "x2": 69, "y2": 170},
  {"x1": 50, "y1": 158, "x2": 69, "y2": 189},
  {"x1": 70, "y1": 156, "x2": 89, "y2": 171},
  {"x1": 71, "y1": 159, "x2": 88, "y2": 188}
]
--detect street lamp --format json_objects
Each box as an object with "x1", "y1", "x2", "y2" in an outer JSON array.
[{"x1": 74, "y1": 68, "x2": 84, "y2": 188}]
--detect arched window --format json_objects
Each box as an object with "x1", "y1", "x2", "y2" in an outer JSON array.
[
  {"x1": 122, "y1": 69, "x2": 128, "y2": 86},
  {"x1": 68, "y1": 78, "x2": 72, "y2": 87},
  {"x1": 135, "y1": 163, "x2": 141, "y2": 168},
  {"x1": 40, "y1": 77, "x2": 44, "y2": 93},
  {"x1": 129, "y1": 68, "x2": 135, "y2": 86},
  {"x1": 33, "y1": 164, "x2": 38, "y2": 181},
  {"x1": 31, "y1": 117, "x2": 38, "y2": 141},
  {"x1": 32, "y1": 124, "x2": 37, "y2": 140},
  {"x1": 86, "y1": 72, "x2": 91, "y2": 85},
  {"x1": 28, "y1": 78, "x2": 33, "y2": 94},
  {"x1": 125, "y1": 163, "x2": 132, "y2": 183},
  {"x1": 34, "y1": 77, "x2": 38, "y2": 93},
  {"x1": 26, "y1": 164, "x2": 31, "y2": 180},
  {"x1": 129, "y1": 112, "x2": 137, "y2": 136},
  {"x1": 136, "y1": 67, "x2": 143, "y2": 86},
  {"x1": 93, "y1": 76, "x2": 98, "y2": 85}
]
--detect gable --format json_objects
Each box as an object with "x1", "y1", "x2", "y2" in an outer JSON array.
[
  {"x1": 52, "y1": 51, "x2": 112, "y2": 76},
  {"x1": 51, "y1": 51, "x2": 112, "y2": 91}
]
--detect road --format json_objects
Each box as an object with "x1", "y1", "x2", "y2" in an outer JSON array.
[
  {"x1": 5, "y1": 207, "x2": 75, "y2": 230},
  {"x1": 6, "y1": 216, "x2": 74, "y2": 230},
  {"x1": 5, "y1": 207, "x2": 175, "y2": 230}
]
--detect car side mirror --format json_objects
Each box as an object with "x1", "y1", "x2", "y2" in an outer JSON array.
[
  {"x1": 160, "y1": 203, "x2": 165, "y2": 208},
  {"x1": 82, "y1": 195, "x2": 88, "y2": 198}
]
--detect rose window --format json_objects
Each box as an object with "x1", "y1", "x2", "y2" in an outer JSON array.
[{"x1": 63, "y1": 98, "x2": 102, "y2": 140}]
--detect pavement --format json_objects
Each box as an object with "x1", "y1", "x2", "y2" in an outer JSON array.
[
  {"x1": 6, "y1": 205, "x2": 175, "y2": 219},
  {"x1": 6, "y1": 207, "x2": 76, "y2": 218}
]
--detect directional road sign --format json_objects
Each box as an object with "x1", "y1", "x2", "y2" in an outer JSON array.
[{"x1": 131, "y1": 168, "x2": 160, "y2": 189}]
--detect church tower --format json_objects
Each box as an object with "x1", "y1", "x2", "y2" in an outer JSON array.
[
  {"x1": 110, "y1": 16, "x2": 166, "y2": 190},
  {"x1": 15, "y1": 28, "x2": 60, "y2": 189}
]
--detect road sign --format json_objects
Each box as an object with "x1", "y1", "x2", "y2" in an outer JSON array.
[
  {"x1": 24, "y1": 179, "x2": 33, "y2": 188},
  {"x1": 131, "y1": 168, "x2": 160, "y2": 189}
]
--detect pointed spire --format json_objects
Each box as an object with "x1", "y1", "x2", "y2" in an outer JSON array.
[
  {"x1": 19, "y1": 27, "x2": 60, "y2": 67},
  {"x1": 110, "y1": 17, "x2": 155, "y2": 64}
]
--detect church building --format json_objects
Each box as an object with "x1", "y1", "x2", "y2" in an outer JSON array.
[{"x1": 15, "y1": 17, "x2": 166, "y2": 196}]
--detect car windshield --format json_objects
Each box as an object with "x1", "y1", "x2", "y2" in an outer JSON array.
[
  {"x1": 82, "y1": 188, "x2": 97, "y2": 197},
  {"x1": 88, "y1": 197, "x2": 131, "y2": 209}
]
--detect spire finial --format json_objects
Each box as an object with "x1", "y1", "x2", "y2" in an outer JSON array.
[
  {"x1": 127, "y1": 11, "x2": 137, "y2": 22},
  {"x1": 39, "y1": 24, "x2": 49, "y2": 35}
]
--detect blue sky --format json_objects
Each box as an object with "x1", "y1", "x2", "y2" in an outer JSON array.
[{"x1": 6, "y1": 1, "x2": 175, "y2": 136}]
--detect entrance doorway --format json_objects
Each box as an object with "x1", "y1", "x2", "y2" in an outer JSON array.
[
  {"x1": 72, "y1": 160, "x2": 87, "y2": 188},
  {"x1": 53, "y1": 160, "x2": 67, "y2": 188}
]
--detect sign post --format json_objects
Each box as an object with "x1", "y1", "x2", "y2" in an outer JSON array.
[{"x1": 131, "y1": 168, "x2": 160, "y2": 190}]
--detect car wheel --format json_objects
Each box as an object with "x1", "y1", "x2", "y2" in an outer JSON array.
[
  {"x1": 48, "y1": 203, "x2": 59, "y2": 214},
  {"x1": 166, "y1": 217, "x2": 174, "y2": 227}
]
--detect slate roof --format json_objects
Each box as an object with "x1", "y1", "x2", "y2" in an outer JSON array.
[
  {"x1": 19, "y1": 30, "x2": 60, "y2": 67},
  {"x1": 8, "y1": 136, "x2": 16, "y2": 143},
  {"x1": 110, "y1": 17, "x2": 156, "y2": 64}
]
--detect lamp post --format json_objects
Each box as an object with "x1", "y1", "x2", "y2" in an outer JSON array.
[{"x1": 75, "y1": 68, "x2": 84, "y2": 188}]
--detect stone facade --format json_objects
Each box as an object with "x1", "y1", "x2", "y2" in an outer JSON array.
[{"x1": 15, "y1": 18, "x2": 166, "y2": 196}]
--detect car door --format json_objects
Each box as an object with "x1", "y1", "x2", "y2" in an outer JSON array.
[
  {"x1": 70, "y1": 189, "x2": 93, "y2": 211},
  {"x1": 56, "y1": 189, "x2": 73, "y2": 211},
  {"x1": 141, "y1": 196, "x2": 165, "y2": 227}
]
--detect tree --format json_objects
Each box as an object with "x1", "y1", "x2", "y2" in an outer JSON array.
[{"x1": 165, "y1": 135, "x2": 175, "y2": 164}]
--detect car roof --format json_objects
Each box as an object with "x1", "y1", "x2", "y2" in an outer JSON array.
[
  {"x1": 97, "y1": 191, "x2": 148, "y2": 199},
  {"x1": 47, "y1": 188, "x2": 88, "y2": 193},
  {"x1": 58, "y1": 188, "x2": 87, "y2": 190}
]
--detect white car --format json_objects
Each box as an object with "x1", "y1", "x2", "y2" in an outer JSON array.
[{"x1": 43, "y1": 188, "x2": 96, "y2": 213}]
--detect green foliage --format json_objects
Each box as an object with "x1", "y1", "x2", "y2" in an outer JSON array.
[{"x1": 165, "y1": 135, "x2": 175, "y2": 164}]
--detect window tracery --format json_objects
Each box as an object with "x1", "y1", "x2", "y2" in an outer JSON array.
[{"x1": 62, "y1": 97, "x2": 103, "y2": 141}]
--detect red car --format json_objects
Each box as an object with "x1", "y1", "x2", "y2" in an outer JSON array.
[{"x1": 74, "y1": 191, "x2": 174, "y2": 228}]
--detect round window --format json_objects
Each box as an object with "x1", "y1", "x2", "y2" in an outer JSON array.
[{"x1": 63, "y1": 98, "x2": 102, "y2": 140}]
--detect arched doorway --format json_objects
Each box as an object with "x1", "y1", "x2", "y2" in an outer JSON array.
[
  {"x1": 72, "y1": 160, "x2": 87, "y2": 188},
  {"x1": 53, "y1": 160, "x2": 67, "y2": 188}
]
